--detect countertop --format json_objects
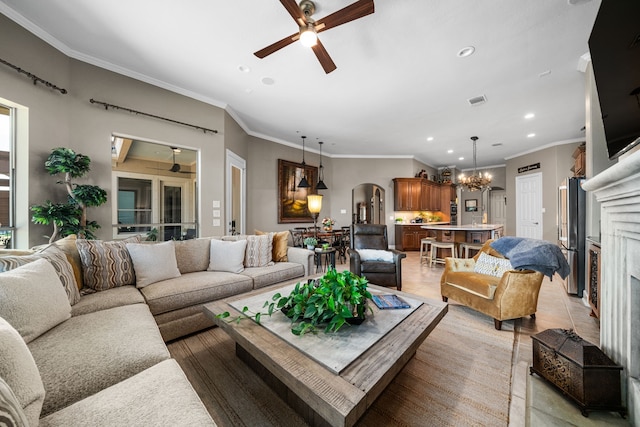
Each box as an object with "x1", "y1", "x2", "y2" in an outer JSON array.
[
  {"x1": 395, "y1": 222, "x2": 449, "y2": 226},
  {"x1": 420, "y1": 224, "x2": 504, "y2": 231}
]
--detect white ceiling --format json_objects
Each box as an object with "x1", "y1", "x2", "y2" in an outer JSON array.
[{"x1": 0, "y1": 0, "x2": 602, "y2": 170}]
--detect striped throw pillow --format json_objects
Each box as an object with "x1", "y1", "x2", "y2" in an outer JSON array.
[
  {"x1": 76, "y1": 236, "x2": 141, "y2": 291},
  {"x1": 244, "y1": 234, "x2": 274, "y2": 268}
]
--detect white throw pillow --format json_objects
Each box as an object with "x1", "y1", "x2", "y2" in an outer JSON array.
[
  {"x1": 0, "y1": 317, "x2": 45, "y2": 427},
  {"x1": 126, "y1": 241, "x2": 181, "y2": 288},
  {"x1": 474, "y1": 252, "x2": 513, "y2": 277},
  {"x1": 0, "y1": 258, "x2": 71, "y2": 343},
  {"x1": 357, "y1": 249, "x2": 394, "y2": 263},
  {"x1": 208, "y1": 239, "x2": 247, "y2": 273}
]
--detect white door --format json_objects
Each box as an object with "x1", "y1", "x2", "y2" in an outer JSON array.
[
  {"x1": 489, "y1": 190, "x2": 507, "y2": 226},
  {"x1": 516, "y1": 172, "x2": 543, "y2": 239},
  {"x1": 226, "y1": 150, "x2": 246, "y2": 235}
]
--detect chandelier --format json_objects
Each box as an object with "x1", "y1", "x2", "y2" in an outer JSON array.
[{"x1": 458, "y1": 136, "x2": 492, "y2": 191}]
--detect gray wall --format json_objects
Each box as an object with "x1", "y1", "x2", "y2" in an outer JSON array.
[
  {"x1": 1, "y1": 14, "x2": 228, "y2": 246},
  {"x1": 246, "y1": 139, "x2": 435, "y2": 246},
  {"x1": 505, "y1": 143, "x2": 581, "y2": 242},
  {"x1": 459, "y1": 166, "x2": 507, "y2": 225}
]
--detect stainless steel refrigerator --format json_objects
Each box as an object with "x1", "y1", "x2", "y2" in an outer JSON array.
[{"x1": 558, "y1": 177, "x2": 586, "y2": 296}]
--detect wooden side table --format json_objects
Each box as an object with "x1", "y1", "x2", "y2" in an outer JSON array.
[{"x1": 314, "y1": 247, "x2": 336, "y2": 273}]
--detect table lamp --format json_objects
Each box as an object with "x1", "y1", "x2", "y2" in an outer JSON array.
[{"x1": 307, "y1": 194, "x2": 323, "y2": 240}]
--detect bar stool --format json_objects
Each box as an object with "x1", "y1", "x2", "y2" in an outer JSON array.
[
  {"x1": 419, "y1": 237, "x2": 436, "y2": 265},
  {"x1": 429, "y1": 242, "x2": 457, "y2": 267},
  {"x1": 459, "y1": 242, "x2": 484, "y2": 258}
]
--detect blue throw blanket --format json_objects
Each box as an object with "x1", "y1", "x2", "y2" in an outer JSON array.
[{"x1": 490, "y1": 237, "x2": 570, "y2": 279}]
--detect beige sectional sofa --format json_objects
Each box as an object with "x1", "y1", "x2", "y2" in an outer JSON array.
[{"x1": 0, "y1": 232, "x2": 313, "y2": 426}]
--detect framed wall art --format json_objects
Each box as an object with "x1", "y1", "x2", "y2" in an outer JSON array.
[
  {"x1": 465, "y1": 199, "x2": 478, "y2": 212},
  {"x1": 278, "y1": 159, "x2": 318, "y2": 223}
]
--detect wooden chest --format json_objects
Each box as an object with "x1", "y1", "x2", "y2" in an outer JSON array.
[{"x1": 529, "y1": 329, "x2": 625, "y2": 417}]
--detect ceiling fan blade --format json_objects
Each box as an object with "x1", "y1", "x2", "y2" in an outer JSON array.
[
  {"x1": 254, "y1": 32, "x2": 299, "y2": 58},
  {"x1": 312, "y1": 40, "x2": 337, "y2": 74},
  {"x1": 280, "y1": 0, "x2": 306, "y2": 25},
  {"x1": 315, "y1": 0, "x2": 374, "y2": 34}
]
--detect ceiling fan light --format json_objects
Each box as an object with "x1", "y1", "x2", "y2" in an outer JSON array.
[{"x1": 300, "y1": 25, "x2": 317, "y2": 47}]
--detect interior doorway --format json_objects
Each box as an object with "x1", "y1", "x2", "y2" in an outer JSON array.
[
  {"x1": 226, "y1": 150, "x2": 246, "y2": 235},
  {"x1": 489, "y1": 190, "x2": 507, "y2": 227},
  {"x1": 515, "y1": 172, "x2": 543, "y2": 239},
  {"x1": 352, "y1": 183, "x2": 385, "y2": 224}
]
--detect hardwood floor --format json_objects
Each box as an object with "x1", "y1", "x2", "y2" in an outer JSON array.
[{"x1": 169, "y1": 251, "x2": 608, "y2": 426}]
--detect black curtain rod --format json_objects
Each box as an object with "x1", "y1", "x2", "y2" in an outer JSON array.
[
  {"x1": 0, "y1": 57, "x2": 67, "y2": 94},
  {"x1": 89, "y1": 99, "x2": 218, "y2": 134}
]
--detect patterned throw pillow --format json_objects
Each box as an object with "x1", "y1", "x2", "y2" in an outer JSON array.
[
  {"x1": 473, "y1": 252, "x2": 513, "y2": 277},
  {"x1": 50, "y1": 234, "x2": 84, "y2": 290},
  {"x1": 256, "y1": 230, "x2": 289, "y2": 262},
  {"x1": 76, "y1": 236, "x2": 141, "y2": 291},
  {"x1": 0, "y1": 376, "x2": 30, "y2": 427},
  {"x1": 0, "y1": 245, "x2": 81, "y2": 305},
  {"x1": 244, "y1": 234, "x2": 274, "y2": 268}
]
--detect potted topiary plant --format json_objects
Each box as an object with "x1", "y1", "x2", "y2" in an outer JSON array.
[
  {"x1": 218, "y1": 268, "x2": 373, "y2": 336},
  {"x1": 31, "y1": 147, "x2": 107, "y2": 242},
  {"x1": 303, "y1": 236, "x2": 317, "y2": 250}
]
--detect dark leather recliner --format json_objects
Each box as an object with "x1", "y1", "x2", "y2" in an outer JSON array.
[{"x1": 349, "y1": 224, "x2": 406, "y2": 290}]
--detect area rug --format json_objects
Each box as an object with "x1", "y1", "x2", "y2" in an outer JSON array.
[
  {"x1": 168, "y1": 303, "x2": 515, "y2": 427},
  {"x1": 357, "y1": 303, "x2": 515, "y2": 426}
]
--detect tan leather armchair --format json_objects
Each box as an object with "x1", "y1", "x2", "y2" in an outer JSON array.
[
  {"x1": 350, "y1": 224, "x2": 406, "y2": 291},
  {"x1": 440, "y1": 240, "x2": 544, "y2": 330}
]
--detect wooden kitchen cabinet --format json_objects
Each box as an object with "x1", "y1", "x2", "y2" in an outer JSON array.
[
  {"x1": 395, "y1": 225, "x2": 430, "y2": 251},
  {"x1": 393, "y1": 178, "x2": 424, "y2": 211},
  {"x1": 394, "y1": 177, "x2": 442, "y2": 211}
]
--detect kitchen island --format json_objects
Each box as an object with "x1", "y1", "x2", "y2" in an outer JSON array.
[
  {"x1": 420, "y1": 223, "x2": 504, "y2": 244},
  {"x1": 395, "y1": 222, "x2": 449, "y2": 251}
]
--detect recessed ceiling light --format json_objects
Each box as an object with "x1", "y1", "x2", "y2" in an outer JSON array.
[
  {"x1": 492, "y1": 143, "x2": 503, "y2": 147},
  {"x1": 427, "y1": 137, "x2": 434, "y2": 142},
  {"x1": 261, "y1": 77, "x2": 275, "y2": 86},
  {"x1": 524, "y1": 113, "x2": 535, "y2": 119},
  {"x1": 527, "y1": 133, "x2": 536, "y2": 138},
  {"x1": 238, "y1": 65, "x2": 250, "y2": 73},
  {"x1": 447, "y1": 149, "x2": 453, "y2": 154},
  {"x1": 538, "y1": 70, "x2": 551, "y2": 78},
  {"x1": 457, "y1": 46, "x2": 475, "y2": 58},
  {"x1": 458, "y1": 157, "x2": 464, "y2": 161}
]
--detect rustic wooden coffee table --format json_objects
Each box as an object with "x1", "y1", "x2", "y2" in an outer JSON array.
[{"x1": 203, "y1": 281, "x2": 447, "y2": 427}]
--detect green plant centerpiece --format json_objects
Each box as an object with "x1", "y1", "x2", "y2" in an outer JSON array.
[{"x1": 218, "y1": 268, "x2": 373, "y2": 336}]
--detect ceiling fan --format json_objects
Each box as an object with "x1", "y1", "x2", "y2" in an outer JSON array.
[
  {"x1": 254, "y1": 0, "x2": 375, "y2": 74},
  {"x1": 168, "y1": 148, "x2": 194, "y2": 174}
]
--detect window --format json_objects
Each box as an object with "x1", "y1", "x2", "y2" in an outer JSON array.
[
  {"x1": 117, "y1": 177, "x2": 152, "y2": 233},
  {"x1": 111, "y1": 136, "x2": 197, "y2": 240},
  {"x1": 0, "y1": 105, "x2": 14, "y2": 248}
]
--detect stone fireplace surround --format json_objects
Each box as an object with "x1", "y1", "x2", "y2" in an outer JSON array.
[{"x1": 582, "y1": 149, "x2": 640, "y2": 424}]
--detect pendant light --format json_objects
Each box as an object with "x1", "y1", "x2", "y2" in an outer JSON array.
[
  {"x1": 297, "y1": 135, "x2": 310, "y2": 188},
  {"x1": 458, "y1": 136, "x2": 492, "y2": 191},
  {"x1": 316, "y1": 141, "x2": 328, "y2": 190}
]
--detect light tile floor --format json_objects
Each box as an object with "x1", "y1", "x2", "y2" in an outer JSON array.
[{"x1": 336, "y1": 251, "x2": 629, "y2": 426}]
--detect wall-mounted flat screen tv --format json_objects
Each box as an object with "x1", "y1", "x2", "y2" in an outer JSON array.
[{"x1": 588, "y1": 0, "x2": 640, "y2": 160}]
